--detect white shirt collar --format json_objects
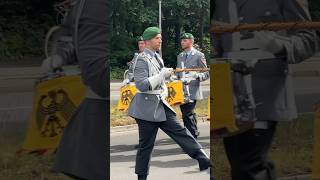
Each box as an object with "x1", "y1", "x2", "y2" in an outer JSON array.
[
  {"x1": 144, "y1": 48, "x2": 156, "y2": 58},
  {"x1": 183, "y1": 47, "x2": 195, "y2": 56}
]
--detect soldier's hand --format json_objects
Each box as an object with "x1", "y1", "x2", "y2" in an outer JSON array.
[
  {"x1": 122, "y1": 79, "x2": 130, "y2": 86},
  {"x1": 185, "y1": 72, "x2": 198, "y2": 79},
  {"x1": 190, "y1": 72, "x2": 199, "y2": 79},
  {"x1": 170, "y1": 74, "x2": 178, "y2": 81},
  {"x1": 41, "y1": 55, "x2": 63, "y2": 74},
  {"x1": 160, "y1": 68, "x2": 173, "y2": 78},
  {"x1": 181, "y1": 77, "x2": 192, "y2": 84},
  {"x1": 254, "y1": 31, "x2": 286, "y2": 54}
]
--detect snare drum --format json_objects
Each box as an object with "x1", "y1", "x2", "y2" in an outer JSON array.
[
  {"x1": 117, "y1": 83, "x2": 138, "y2": 111},
  {"x1": 165, "y1": 80, "x2": 185, "y2": 106},
  {"x1": 210, "y1": 62, "x2": 256, "y2": 138}
]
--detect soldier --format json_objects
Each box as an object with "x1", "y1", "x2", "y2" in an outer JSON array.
[
  {"x1": 212, "y1": 0, "x2": 318, "y2": 179},
  {"x1": 41, "y1": 0, "x2": 77, "y2": 75},
  {"x1": 50, "y1": 0, "x2": 109, "y2": 179},
  {"x1": 127, "y1": 36, "x2": 146, "y2": 83},
  {"x1": 128, "y1": 27, "x2": 212, "y2": 180},
  {"x1": 122, "y1": 36, "x2": 146, "y2": 85},
  {"x1": 175, "y1": 33, "x2": 209, "y2": 139}
]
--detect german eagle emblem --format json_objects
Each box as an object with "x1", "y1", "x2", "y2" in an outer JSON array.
[
  {"x1": 121, "y1": 89, "x2": 134, "y2": 105},
  {"x1": 166, "y1": 86, "x2": 177, "y2": 103},
  {"x1": 36, "y1": 89, "x2": 77, "y2": 137}
]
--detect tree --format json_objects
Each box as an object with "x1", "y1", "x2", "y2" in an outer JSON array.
[{"x1": 110, "y1": 0, "x2": 211, "y2": 70}]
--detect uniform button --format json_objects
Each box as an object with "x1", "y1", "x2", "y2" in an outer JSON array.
[
  {"x1": 145, "y1": 97, "x2": 148, "y2": 100},
  {"x1": 239, "y1": 16, "x2": 244, "y2": 21},
  {"x1": 265, "y1": 11, "x2": 271, "y2": 16}
]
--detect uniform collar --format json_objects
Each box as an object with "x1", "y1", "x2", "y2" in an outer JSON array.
[
  {"x1": 144, "y1": 48, "x2": 156, "y2": 59},
  {"x1": 183, "y1": 47, "x2": 195, "y2": 56}
]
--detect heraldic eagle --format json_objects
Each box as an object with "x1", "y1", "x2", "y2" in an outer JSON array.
[{"x1": 36, "y1": 89, "x2": 77, "y2": 137}]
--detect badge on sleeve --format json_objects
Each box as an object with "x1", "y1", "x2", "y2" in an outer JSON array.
[{"x1": 201, "y1": 55, "x2": 207, "y2": 65}]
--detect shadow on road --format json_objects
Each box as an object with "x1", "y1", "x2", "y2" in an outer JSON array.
[{"x1": 110, "y1": 135, "x2": 210, "y2": 170}]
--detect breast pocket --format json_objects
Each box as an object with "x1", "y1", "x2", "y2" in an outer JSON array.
[
  {"x1": 186, "y1": 58, "x2": 199, "y2": 68},
  {"x1": 257, "y1": 6, "x2": 283, "y2": 22}
]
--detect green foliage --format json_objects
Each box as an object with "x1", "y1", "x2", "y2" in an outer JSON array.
[
  {"x1": 110, "y1": 34, "x2": 136, "y2": 69},
  {"x1": 310, "y1": 0, "x2": 320, "y2": 20},
  {"x1": 0, "y1": 0, "x2": 55, "y2": 58},
  {"x1": 110, "y1": 67, "x2": 126, "y2": 80},
  {"x1": 0, "y1": 16, "x2": 54, "y2": 57},
  {"x1": 1, "y1": 0, "x2": 319, "y2": 62},
  {"x1": 110, "y1": 0, "x2": 211, "y2": 76}
]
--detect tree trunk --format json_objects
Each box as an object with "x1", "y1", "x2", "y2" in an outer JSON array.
[{"x1": 174, "y1": 17, "x2": 181, "y2": 49}]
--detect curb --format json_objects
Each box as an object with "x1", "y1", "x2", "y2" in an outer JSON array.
[
  {"x1": 278, "y1": 174, "x2": 311, "y2": 180},
  {"x1": 111, "y1": 124, "x2": 137, "y2": 133},
  {"x1": 292, "y1": 70, "x2": 320, "y2": 77},
  {"x1": 110, "y1": 117, "x2": 209, "y2": 134}
]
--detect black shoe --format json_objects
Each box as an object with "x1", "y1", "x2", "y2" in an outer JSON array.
[
  {"x1": 198, "y1": 157, "x2": 212, "y2": 171},
  {"x1": 138, "y1": 174, "x2": 147, "y2": 180},
  {"x1": 195, "y1": 149, "x2": 212, "y2": 171}
]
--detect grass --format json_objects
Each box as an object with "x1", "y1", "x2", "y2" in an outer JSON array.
[
  {"x1": 0, "y1": 122, "x2": 71, "y2": 180},
  {"x1": 212, "y1": 114, "x2": 315, "y2": 180},
  {"x1": 110, "y1": 98, "x2": 210, "y2": 127}
]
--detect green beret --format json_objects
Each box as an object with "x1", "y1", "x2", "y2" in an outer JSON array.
[
  {"x1": 136, "y1": 36, "x2": 144, "y2": 42},
  {"x1": 180, "y1": 33, "x2": 194, "y2": 40},
  {"x1": 142, "y1": 27, "x2": 161, "y2": 40}
]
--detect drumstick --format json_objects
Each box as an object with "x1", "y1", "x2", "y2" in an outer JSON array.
[
  {"x1": 210, "y1": 21, "x2": 320, "y2": 34},
  {"x1": 174, "y1": 68, "x2": 210, "y2": 73}
]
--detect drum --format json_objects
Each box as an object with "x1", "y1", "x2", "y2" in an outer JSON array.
[
  {"x1": 117, "y1": 83, "x2": 138, "y2": 111},
  {"x1": 210, "y1": 62, "x2": 256, "y2": 138},
  {"x1": 117, "y1": 81, "x2": 185, "y2": 111},
  {"x1": 165, "y1": 80, "x2": 185, "y2": 106},
  {"x1": 21, "y1": 75, "x2": 86, "y2": 153}
]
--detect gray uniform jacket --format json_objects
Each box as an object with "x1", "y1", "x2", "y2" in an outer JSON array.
[
  {"x1": 213, "y1": 0, "x2": 318, "y2": 121},
  {"x1": 177, "y1": 48, "x2": 209, "y2": 100},
  {"x1": 127, "y1": 52, "x2": 139, "y2": 82},
  {"x1": 128, "y1": 48, "x2": 175, "y2": 122},
  {"x1": 53, "y1": 0, "x2": 109, "y2": 179}
]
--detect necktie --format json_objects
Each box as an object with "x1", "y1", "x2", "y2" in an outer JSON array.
[
  {"x1": 154, "y1": 54, "x2": 164, "y2": 69},
  {"x1": 185, "y1": 53, "x2": 188, "y2": 61}
]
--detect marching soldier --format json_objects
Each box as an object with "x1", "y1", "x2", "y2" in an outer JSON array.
[
  {"x1": 51, "y1": 0, "x2": 109, "y2": 179},
  {"x1": 175, "y1": 33, "x2": 209, "y2": 139},
  {"x1": 123, "y1": 36, "x2": 146, "y2": 85},
  {"x1": 212, "y1": 0, "x2": 318, "y2": 179},
  {"x1": 128, "y1": 36, "x2": 146, "y2": 82},
  {"x1": 41, "y1": 1, "x2": 76, "y2": 75},
  {"x1": 128, "y1": 27, "x2": 212, "y2": 180}
]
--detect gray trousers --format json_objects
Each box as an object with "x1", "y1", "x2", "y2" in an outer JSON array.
[
  {"x1": 223, "y1": 121, "x2": 278, "y2": 180},
  {"x1": 180, "y1": 100, "x2": 199, "y2": 138},
  {"x1": 135, "y1": 105, "x2": 203, "y2": 175},
  {"x1": 54, "y1": 99, "x2": 108, "y2": 180},
  {"x1": 54, "y1": 0, "x2": 109, "y2": 179}
]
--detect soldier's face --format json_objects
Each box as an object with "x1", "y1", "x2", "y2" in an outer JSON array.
[
  {"x1": 148, "y1": 34, "x2": 162, "y2": 51},
  {"x1": 138, "y1": 41, "x2": 145, "y2": 52},
  {"x1": 181, "y1": 39, "x2": 193, "y2": 50}
]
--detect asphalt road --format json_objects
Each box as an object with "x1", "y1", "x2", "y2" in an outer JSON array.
[{"x1": 110, "y1": 122, "x2": 211, "y2": 180}]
